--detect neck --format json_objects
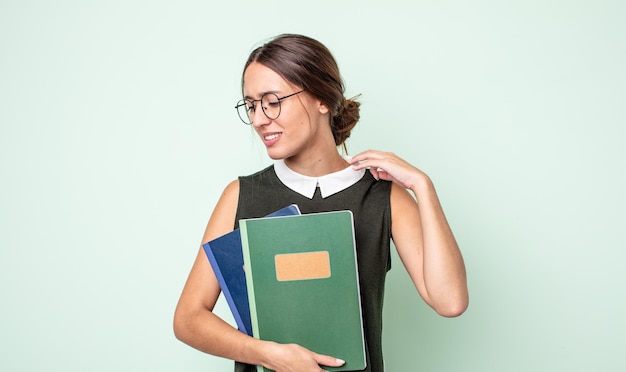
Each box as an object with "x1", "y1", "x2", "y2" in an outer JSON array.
[{"x1": 284, "y1": 150, "x2": 348, "y2": 177}]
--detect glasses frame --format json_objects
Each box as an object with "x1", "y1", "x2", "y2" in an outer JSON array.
[{"x1": 235, "y1": 90, "x2": 304, "y2": 125}]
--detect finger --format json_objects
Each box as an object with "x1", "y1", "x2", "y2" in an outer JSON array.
[
  {"x1": 350, "y1": 158, "x2": 373, "y2": 172},
  {"x1": 349, "y1": 155, "x2": 370, "y2": 166},
  {"x1": 351, "y1": 156, "x2": 385, "y2": 169},
  {"x1": 350, "y1": 149, "x2": 382, "y2": 163},
  {"x1": 314, "y1": 353, "x2": 345, "y2": 368},
  {"x1": 369, "y1": 167, "x2": 380, "y2": 180},
  {"x1": 350, "y1": 158, "x2": 368, "y2": 167}
]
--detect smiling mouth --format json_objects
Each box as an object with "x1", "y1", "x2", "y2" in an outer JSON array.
[{"x1": 264, "y1": 133, "x2": 281, "y2": 141}]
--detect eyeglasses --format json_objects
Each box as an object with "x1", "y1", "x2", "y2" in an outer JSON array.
[{"x1": 235, "y1": 90, "x2": 304, "y2": 125}]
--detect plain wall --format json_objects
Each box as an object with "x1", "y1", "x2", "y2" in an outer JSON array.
[{"x1": 1, "y1": 1, "x2": 624, "y2": 371}]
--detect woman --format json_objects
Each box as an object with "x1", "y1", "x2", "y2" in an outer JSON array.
[{"x1": 174, "y1": 34, "x2": 468, "y2": 372}]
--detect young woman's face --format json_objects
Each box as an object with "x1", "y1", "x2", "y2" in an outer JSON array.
[{"x1": 242, "y1": 62, "x2": 330, "y2": 161}]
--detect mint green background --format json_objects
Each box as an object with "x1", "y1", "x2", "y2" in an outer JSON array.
[{"x1": 1, "y1": 1, "x2": 624, "y2": 371}]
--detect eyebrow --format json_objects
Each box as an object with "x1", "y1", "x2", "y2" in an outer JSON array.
[{"x1": 243, "y1": 90, "x2": 282, "y2": 100}]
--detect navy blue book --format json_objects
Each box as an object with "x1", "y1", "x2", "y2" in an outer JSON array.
[{"x1": 202, "y1": 204, "x2": 301, "y2": 336}]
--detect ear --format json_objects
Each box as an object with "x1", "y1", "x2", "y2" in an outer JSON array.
[{"x1": 318, "y1": 101, "x2": 330, "y2": 115}]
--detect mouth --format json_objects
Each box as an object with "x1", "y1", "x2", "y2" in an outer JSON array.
[{"x1": 264, "y1": 133, "x2": 281, "y2": 141}]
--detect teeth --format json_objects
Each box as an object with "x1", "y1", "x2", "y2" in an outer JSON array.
[{"x1": 264, "y1": 134, "x2": 280, "y2": 140}]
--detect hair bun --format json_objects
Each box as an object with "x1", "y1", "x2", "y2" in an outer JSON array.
[{"x1": 332, "y1": 95, "x2": 361, "y2": 148}]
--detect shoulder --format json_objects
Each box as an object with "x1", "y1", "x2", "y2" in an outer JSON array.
[
  {"x1": 360, "y1": 170, "x2": 393, "y2": 200},
  {"x1": 215, "y1": 179, "x2": 241, "y2": 218},
  {"x1": 238, "y1": 164, "x2": 279, "y2": 191},
  {"x1": 202, "y1": 179, "x2": 240, "y2": 241},
  {"x1": 221, "y1": 179, "x2": 240, "y2": 202},
  {"x1": 239, "y1": 164, "x2": 275, "y2": 180}
]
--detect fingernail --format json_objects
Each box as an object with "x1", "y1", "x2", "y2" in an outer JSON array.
[{"x1": 336, "y1": 358, "x2": 345, "y2": 365}]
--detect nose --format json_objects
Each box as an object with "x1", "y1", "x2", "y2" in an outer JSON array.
[{"x1": 250, "y1": 105, "x2": 271, "y2": 127}]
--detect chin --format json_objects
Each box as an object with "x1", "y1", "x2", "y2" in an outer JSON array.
[{"x1": 266, "y1": 148, "x2": 292, "y2": 161}]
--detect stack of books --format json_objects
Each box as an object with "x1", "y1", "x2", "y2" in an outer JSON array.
[{"x1": 203, "y1": 206, "x2": 366, "y2": 372}]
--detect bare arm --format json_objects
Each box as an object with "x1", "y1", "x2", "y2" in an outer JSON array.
[
  {"x1": 173, "y1": 180, "x2": 345, "y2": 371},
  {"x1": 351, "y1": 150, "x2": 468, "y2": 317}
]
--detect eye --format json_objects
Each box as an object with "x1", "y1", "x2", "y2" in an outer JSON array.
[
  {"x1": 262, "y1": 94, "x2": 281, "y2": 108},
  {"x1": 245, "y1": 100, "x2": 256, "y2": 112}
]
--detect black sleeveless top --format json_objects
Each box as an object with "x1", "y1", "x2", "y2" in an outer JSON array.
[{"x1": 233, "y1": 165, "x2": 392, "y2": 372}]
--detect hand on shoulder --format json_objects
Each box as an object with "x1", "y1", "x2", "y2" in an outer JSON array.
[{"x1": 349, "y1": 149, "x2": 430, "y2": 191}]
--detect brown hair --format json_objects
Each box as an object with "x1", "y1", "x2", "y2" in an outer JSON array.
[{"x1": 242, "y1": 34, "x2": 360, "y2": 150}]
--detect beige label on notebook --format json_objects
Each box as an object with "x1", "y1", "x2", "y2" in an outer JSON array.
[{"x1": 274, "y1": 251, "x2": 331, "y2": 281}]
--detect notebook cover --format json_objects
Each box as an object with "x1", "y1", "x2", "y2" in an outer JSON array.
[
  {"x1": 202, "y1": 204, "x2": 301, "y2": 336},
  {"x1": 240, "y1": 210, "x2": 366, "y2": 372}
]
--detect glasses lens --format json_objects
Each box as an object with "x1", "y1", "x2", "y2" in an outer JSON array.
[
  {"x1": 236, "y1": 99, "x2": 253, "y2": 125},
  {"x1": 261, "y1": 93, "x2": 281, "y2": 120}
]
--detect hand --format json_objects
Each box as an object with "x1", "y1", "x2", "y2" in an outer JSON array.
[
  {"x1": 264, "y1": 342, "x2": 345, "y2": 372},
  {"x1": 350, "y1": 149, "x2": 428, "y2": 190}
]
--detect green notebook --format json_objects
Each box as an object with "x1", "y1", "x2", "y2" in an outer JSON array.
[{"x1": 240, "y1": 210, "x2": 366, "y2": 372}]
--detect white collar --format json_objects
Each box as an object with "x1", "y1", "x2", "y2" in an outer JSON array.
[{"x1": 274, "y1": 156, "x2": 365, "y2": 199}]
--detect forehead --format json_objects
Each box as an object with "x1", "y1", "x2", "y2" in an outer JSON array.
[{"x1": 243, "y1": 62, "x2": 293, "y2": 97}]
